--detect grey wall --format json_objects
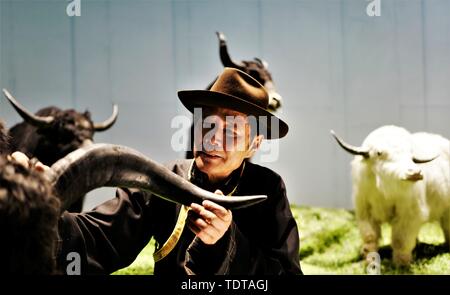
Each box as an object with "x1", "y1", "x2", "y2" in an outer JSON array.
[{"x1": 0, "y1": 0, "x2": 449, "y2": 209}]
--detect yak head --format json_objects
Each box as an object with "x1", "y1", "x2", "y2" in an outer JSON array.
[
  {"x1": 215, "y1": 32, "x2": 282, "y2": 111},
  {"x1": 0, "y1": 155, "x2": 60, "y2": 274},
  {"x1": 3, "y1": 89, "x2": 118, "y2": 164},
  {"x1": 331, "y1": 125, "x2": 438, "y2": 193},
  {"x1": 31, "y1": 107, "x2": 97, "y2": 153},
  {"x1": 0, "y1": 120, "x2": 9, "y2": 156}
]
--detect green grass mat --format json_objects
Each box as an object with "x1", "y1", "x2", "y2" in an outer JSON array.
[{"x1": 113, "y1": 206, "x2": 450, "y2": 275}]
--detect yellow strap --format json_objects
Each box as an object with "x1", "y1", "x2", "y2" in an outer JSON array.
[
  {"x1": 153, "y1": 205, "x2": 190, "y2": 262},
  {"x1": 152, "y1": 161, "x2": 245, "y2": 263},
  {"x1": 153, "y1": 160, "x2": 195, "y2": 263}
]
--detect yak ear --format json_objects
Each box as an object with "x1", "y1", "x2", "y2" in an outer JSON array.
[
  {"x1": 254, "y1": 57, "x2": 269, "y2": 69},
  {"x1": 83, "y1": 110, "x2": 92, "y2": 120}
]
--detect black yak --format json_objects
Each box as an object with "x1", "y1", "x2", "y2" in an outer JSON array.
[
  {"x1": 213, "y1": 31, "x2": 282, "y2": 111},
  {"x1": 0, "y1": 120, "x2": 9, "y2": 156},
  {"x1": 3, "y1": 88, "x2": 118, "y2": 212},
  {"x1": 186, "y1": 32, "x2": 283, "y2": 159}
]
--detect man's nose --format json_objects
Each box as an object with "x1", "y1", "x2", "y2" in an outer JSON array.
[
  {"x1": 209, "y1": 128, "x2": 223, "y2": 146},
  {"x1": 203, "y1": 125, "x2": 223, "y2": 151}
]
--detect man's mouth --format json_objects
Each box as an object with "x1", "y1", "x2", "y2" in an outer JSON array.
[{"x1": 198, "y1": 151, "x2": 223, "y2": 160}]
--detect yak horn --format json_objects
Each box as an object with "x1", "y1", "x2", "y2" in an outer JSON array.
[
  {"x1": 93, "y1": 104, "x2": 119, "y2": 132},
  {"x1": 413, "y1": 155, "x2": 439, "y2": 164},
  {"x1": 48, "y1": 144, "x2": 267, "y2": 212},
  {"x1": 216, "y1": 31, "x2": 245, "y2": 70},
  {"x1": 330, "y1": 130, "x2": 369, "y2": 158},
  {"x1": 2, "y1": 89, "x2": 54, "y2": 127}
]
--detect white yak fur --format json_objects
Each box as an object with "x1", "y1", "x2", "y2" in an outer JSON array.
[{"x1": 350, "y1": 125, "x2": 450, "y2": 266}]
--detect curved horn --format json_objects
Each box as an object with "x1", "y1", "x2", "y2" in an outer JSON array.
[
  {"x1": 413, "y1": 154, "x2": 439, "y2": 164},
  {"x1": 330, "y1": 130, "x2": 370, "y2": 158},
  {"x1": 2, "y1": 88, "x2": 54, "y2": 127},
  {"x1": 48, "y1": 144, "x2": 267, "y2": 212},
  {"x1": 216, "y1": 31, "x2": 245, "y2": 70},
  {"x1": 93, "y1": 104, "x2": 118, "y2": 132}
]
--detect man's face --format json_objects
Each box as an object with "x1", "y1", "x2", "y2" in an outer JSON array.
[{"x1": 193, "y1": 107, "x2": 261, "y2": 183}]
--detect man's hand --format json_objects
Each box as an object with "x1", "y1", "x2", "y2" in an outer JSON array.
[
  {"x1": 8, "y1": 151, "x2": 49, "y2": 172},
  {"x1": 187, "y1": 189, "x2": 232, "y2": 245}
]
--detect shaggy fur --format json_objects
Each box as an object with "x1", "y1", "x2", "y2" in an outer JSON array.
[
  {"x1": 0, "y1": 156, "x2": 60, "y2": 274},
  {"x1": 8, "y1": 107, "x2": 97, "y2": 212},
  {"x1": 0, "y1": 121, "x2": 9, "y2": 156},
  {"x1": 348, "y1": 126, "x2": 450, "y2": 266},
  {"x1": 9, "y1": 107, "x2": 95, "y2": 165}
]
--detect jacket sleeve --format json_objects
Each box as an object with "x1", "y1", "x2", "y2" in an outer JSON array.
[
  {"x1": 56, "y1": 188, "x2": 155, "y2": 274},
  {"x1": 185, "y1": 177, "x2": 302, "y2": 275}
]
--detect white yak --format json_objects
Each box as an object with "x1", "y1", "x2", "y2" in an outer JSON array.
[{"x1": 331, "y1": 125, "x2": 450, "y2": 266}]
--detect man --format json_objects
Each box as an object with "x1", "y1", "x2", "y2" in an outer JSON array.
[{"x1": 56, "y1": 67, "x2": 301, "y2": 275}]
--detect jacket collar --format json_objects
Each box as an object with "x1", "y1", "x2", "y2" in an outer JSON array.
[{"x1": 189, "y1": 160, "x2": 246, "y2": 196}]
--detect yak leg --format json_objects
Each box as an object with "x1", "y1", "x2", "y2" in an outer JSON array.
[
  {"x1": 357, "y1": 219, "x2": 381, "y2": 257},
  {"x1": 354, "y1": 188, "x2": 381, "y2": 257},
  {"x1": 440, "y1": 209, "x2": 450, "y2": 248},
  {"x1": 391, "y1": 216, "x2": 422, "y2": 267}
]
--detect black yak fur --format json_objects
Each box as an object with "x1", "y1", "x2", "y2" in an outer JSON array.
[{"x1": 0, "y1": 156, "x2": 60, "y2": 274}]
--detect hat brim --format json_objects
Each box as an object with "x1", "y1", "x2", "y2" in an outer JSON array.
[{"x1": 178, "y1": 90, "x2": 288, "y2": 139}]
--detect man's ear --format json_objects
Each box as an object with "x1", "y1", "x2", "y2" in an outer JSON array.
[{"x1": 245, "y1": 135, "x2": 264, "y2": 159}]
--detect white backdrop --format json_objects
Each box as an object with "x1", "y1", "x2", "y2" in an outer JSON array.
[{"x1": 1, "y1": 0, "x2": 449, "y2": 209}]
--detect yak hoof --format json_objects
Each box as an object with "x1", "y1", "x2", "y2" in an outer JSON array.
[
  {"x1": 393, "y1": 252, "x2": 412, "y2": 267},
  {"x1": 361, "y1": 242, "x2": 378, "y2": 258}
]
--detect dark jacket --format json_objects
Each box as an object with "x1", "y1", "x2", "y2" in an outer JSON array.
[{"x1": 56, "y1": 159, "x2": 302, "y2": 275}]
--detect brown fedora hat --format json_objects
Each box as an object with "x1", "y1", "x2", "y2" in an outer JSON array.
[{"x1": 178, "y1": 67, "x2": 288, "y2": 139}]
